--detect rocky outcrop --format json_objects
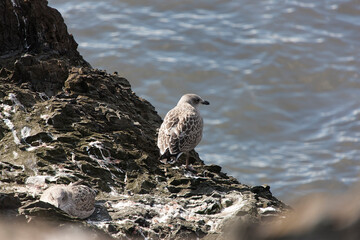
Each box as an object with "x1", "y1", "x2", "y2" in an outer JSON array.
[
  {"x1": 0, "y1": 0, "x2": 89, "y2": 96},
  {"x1": 0, "y1": 0, "x2": 87, "y2": 66},
  {"x1": 0, "y1": 0, "x2": 289, "y2": 239}
]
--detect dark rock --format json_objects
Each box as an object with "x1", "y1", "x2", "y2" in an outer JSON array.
[
  {"x1": 0, "y1": 193, "x2": 21, "y2": 209},
  {"x1": 0, "y1": 0, "x2": 88, "y2": 67},
  {"x1": 18, "y1": 200, "x2": 78, "y2": 222},
  {"x1": 168, "y1": 177, "x2": 191, "y2": 186},
  {"x1": 204, "y1": 164, "x2": 222, "y2": 173},
  {"x1": 135, "y1": 217, "x2": 150, "y2": 228},
  {"x1": 23, "y1": 132, "x2": 54, "y2": 145},
  {"x1": 12, "y1": 55, "x2": 70, "y2": 96}
]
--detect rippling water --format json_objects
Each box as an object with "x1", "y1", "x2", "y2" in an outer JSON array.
[{"x1": 49, "y1": 0, "x2": 360, "y2": 202}]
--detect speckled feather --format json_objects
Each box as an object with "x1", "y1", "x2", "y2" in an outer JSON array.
[
  {"x1": 40, "y1": 184, "x2": 96, "y2": 219},
  {"x1": 157, "y1": 96, "x2": 204, "y2": 157}
]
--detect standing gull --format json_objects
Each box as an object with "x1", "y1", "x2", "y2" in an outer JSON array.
[{"x1": 157, "y1": 93, "x2": 209, "y2": 169}]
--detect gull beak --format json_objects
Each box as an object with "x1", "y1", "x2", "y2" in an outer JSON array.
[{"x1": 201, "y1": 100, "x2": 210, "y2": 105}]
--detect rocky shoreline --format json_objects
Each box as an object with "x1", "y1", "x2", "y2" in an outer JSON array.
[{"x1": 0, "y1": 0, "x2": 289, "y2": 239}]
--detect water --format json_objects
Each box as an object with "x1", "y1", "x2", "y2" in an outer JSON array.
[{"x1": 48, "y1": 0, "x2": 360, "y2": 203}]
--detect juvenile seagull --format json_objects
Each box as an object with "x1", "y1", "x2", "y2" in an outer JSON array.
[
  {"x1": 157, "y1": 93, "x2": 209, "y2": 169},
  {"x1": 40, "y1": 183, "x2": 96, "y2": 219}
]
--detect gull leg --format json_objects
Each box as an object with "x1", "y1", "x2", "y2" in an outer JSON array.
[
  {"x1": 185, "y1": 153, "x2": 196, "y2": 172},
  {"x1": 185, "y1": 152, "x2": 189, "y2": 169}
]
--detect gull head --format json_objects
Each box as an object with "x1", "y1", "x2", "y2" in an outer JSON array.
[
  {"x1": 47, "y1": 187, "x2": 70, "y2": 208},
  {"x1": 177, "y1": 93, "x2": 210, "y2": 108}
]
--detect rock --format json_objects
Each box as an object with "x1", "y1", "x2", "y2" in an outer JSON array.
[
  {"x1": 0, "y1": 193, "x2": 21, "y2": 210},
  {"x1": 0, "y1": 0, "x2": 90, "y2": 96},
  {"x1": 18, "y1": 200, "x2": 78, "y2": 222},
  {"x1": 212, "y1": 184, "x2": 360, "y2": 240},
  {"x1": 0, "y1": 0, "x2": 289, "y2": 239},
  {"x1": 12, "y1": 54, "x2": 70, "y2": 96},
  {"x1": 0, "y1": 0, "x2": 88, "y2": 67}
]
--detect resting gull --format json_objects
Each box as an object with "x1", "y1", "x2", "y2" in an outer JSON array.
[
  {"x1": 157, "y1": 93, "x2": 209, "y2": 169},
  {"x1": 40, "y1": 183, "x2": 96, "y2": 219}
]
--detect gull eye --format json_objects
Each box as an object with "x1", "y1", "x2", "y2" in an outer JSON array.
[{"x1": 62, "y1": 194, "x2": 68, "y2": 201}]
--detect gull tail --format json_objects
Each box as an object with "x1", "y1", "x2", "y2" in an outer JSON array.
[{"x1": 159, "y1": 149, "x2": 183, "y2": 164}]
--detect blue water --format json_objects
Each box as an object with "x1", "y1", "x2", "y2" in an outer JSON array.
[{"x1": 49, "y1": 0, "x2": 360, "y2": 202}]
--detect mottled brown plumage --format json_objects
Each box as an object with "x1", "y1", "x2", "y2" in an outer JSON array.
[
  {"x1": 40, "y1": 183, "x2": 96, "y2": 219},
  {"x1": 157, "y1": 94, "x2": 209, "y2": 168}
]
